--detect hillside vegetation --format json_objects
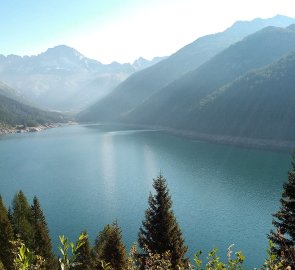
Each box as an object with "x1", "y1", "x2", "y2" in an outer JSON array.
[
  {"x1": 78, "y1": 16, "x2": 295, "y2": 123},
  {"x1": 0, "y1": 93, "x2": 65, "y2": 127},
  {"x1": 0, "y1": 81, "x2": 66, "y2": 129},
  {"x1": 79, "y1": 25, "x2": 295, "y2": 147},
  {"x1": 191, "y1": 51, "x2": 295, "y2": 141}
]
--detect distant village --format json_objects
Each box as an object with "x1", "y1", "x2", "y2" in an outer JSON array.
[{"x1": 0, "y1": 122, "x2": 75, "y2": 135}]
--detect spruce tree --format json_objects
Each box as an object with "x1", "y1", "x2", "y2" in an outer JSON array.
[
  {"x1": 269, "y1": 153, "x2": 295, "y2": 267},
  {"x1": 0, "y1": 196, "x2": 14, "y2": 270},
  {"x1": 94, "y1": 222, "x2": 128, "y2": 270},
  {"x1": 31, "y1": 196, "x2": 56, "y2": 270},
  {"x1": 11, "y1": 191, "x2": 35, "y2": 249},
  {"x1": 75, "y1": 230, "x2": 95, "y2": 270},
  {"x1": 138, "y1": 174, "x2": 188, "y2": 269}
]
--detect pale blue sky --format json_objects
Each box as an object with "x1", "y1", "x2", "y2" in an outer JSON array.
[{"x1": 1, "y1": 0, "x2": 295, "y2": 63}]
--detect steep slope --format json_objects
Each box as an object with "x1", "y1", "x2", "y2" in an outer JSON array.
[
  {"x1": 190, "y1": 51, "x2": 295, "y2": 142},
  {"x1": 120, "y1": 25, "x2": 295, "y2": 129},
  {"x1": 0, "y1": 82, "x2": 65, "y2": 128},
  {"x1": 79, "y1": 15, "x2": 295, "y2": 122},
  {"x1": 0, "y1": 94, "x2": 65, "y2": 127},
  {"x1": 132, "y1": 56, "x2": 167, "y2": 71},
  {"x1": 0, "y1": 81, "x2": 25, "y2": 102}
]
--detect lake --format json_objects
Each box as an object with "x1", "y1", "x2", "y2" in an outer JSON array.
[{"x1": 0, "y1": 124, "x2": 291, "y2": 268}]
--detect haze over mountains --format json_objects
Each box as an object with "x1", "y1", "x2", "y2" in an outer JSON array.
[
  {"x1": 120, "y1": 26, "x2": 295, "y2": 124},
  {"x1": 0, "y1": 83, "x2": 65, "y2": 129},
  {"x1": 1, "y1": 15, "x2": 295, "y2": 147},
  {"x1": 79, "y1": 15, "x2": 295, "y2": 122},
  {"x1": 193, "y1": 50, "x2": 295, "y2": 142},
  {"x1": 0, "y1": 45, "x2": 165, "y2": 111},
  {"x1": 79, "y1": 15, "x2": 295, "y2": 147}
]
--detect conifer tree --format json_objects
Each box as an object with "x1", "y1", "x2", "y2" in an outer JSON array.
[
  {"x1": 94, "y1": 222, "x2": 128, "y2": 270},
  {"x1": 0, "y1": 196, "x2": 14, "y2": 270},
  {"x1": 75, "y1": 230, "x2": 95, "y2": 270},
  {"x1": 269, "y1": 153, "x2": 295, "y2": 268},
  {"x1": 138, "y1": 174, "x2": 188, "y2": 269},
  {"x1": 31, "y1": 196, "x2": 56, "y2": 270},
  {"x1": 7, "y1": 206, "x2": 13, "y2": 223},
  {"x1": 11, "y1": 191, "x2": 35, "y2": 249}
]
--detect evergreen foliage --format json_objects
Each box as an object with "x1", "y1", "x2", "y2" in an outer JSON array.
[
  {"x1": 138, "y1": 174, "x2": 188, "y2": 269},
  {"x1": 0, "y1": 196, "x2": 15, "y2": 270},
  {"x1": 269, "y1": 153, "x2": 295, "y2": 268},
  {"x1": 7, "y1": 207, "x2": 13, "y2": 225},
  {"x1": 11, "y1": 191, "x2": 35, "y2": 249},
  {"x1": 0, "y1": 93, "x2": 65, "y2": 127},
  {"x1": 79, "y1": 25, "x2": 295, "y2": 145},
  {"x1": 0, "y1": 170, "x2": 294, "y2": 270},
  {"x1": 78, "y1": 17, "x2": 295, "y2": 125},
  {"x1": 94, "y1": 222, "x2": 128, "y2": 270},
  {"x1": 74, "y1": 231, "x2": 95, "y2": 270},
  {"x1": 31, "y1": 196, "x2": 56, "y2": 270}
]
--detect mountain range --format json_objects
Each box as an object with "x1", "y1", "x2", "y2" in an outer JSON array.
[
  {"x1": 0, "y1": 45, "x2": 165, "y2": 111},
  {"x1": 1, "y1": 15, "x2": 295, "y2": 147},
  {"x1": 79, "y1": 16, "x2": 295, "y2": 148},
  {"x1": 79, "y1": 15, "x2": 295, "y2": 123},
  {"x1": 120, "y1": 25, "x2": 295, "y2": 125}
]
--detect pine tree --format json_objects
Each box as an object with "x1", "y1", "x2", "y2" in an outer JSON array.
[
  {"x1": 0, "y1": 196, "x2": 14, "y2": 270},
  {"x1": 75, "y1": 230, "x2": 95, "y2": 270},
  {"x1": 94, "y1": 222, "x2": 128, "y2": 270},
  {"x1": 269, "y1": 153, "x2": 295, "y2": 268},
  {"x1": 138, "y1": 174, "x2": 188, "y2": 269},
  {"x1": 31, "y1": 196, "x2": 56, "y2": 270},
  {"x1": 11, "y1": 191, "x2": 35, "y2": 249}
]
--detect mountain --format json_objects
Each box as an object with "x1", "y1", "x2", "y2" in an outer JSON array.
[
  {"x1": 120, "y1": 25, "x2": 295, "y2": 126},
  {"x1": 79, "y1": 24, "x2": 295, "y2": 147},
  {"x1": 0, "y1": 82, "x2": 65, "y2": 128},
  {"x1": 0, "y1": 46, "x2": 164, "y2": 111},
  {"x1": 132, "y1": 56, "x2": 166, "y2": 70},
  {"x1": 188, "y1": 51, "x2": 295, "y2": 142},
  {"x1": 78, "y1": 15, "x2": 295, "y2": 122},
  {"x1": 0, "y1": 81, "x2": 26, "y2": 102},
  {"x1": 57, "y1": 73, "x2": 127, "y2": 111}
]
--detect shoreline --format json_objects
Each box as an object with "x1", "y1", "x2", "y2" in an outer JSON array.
[
  {"x1": 2, "y1": 120, "x2": 294, "y2": 151},
  {"x1": 85, "y1": 122, "x2": 295, "y2": 152},
  {"x1": 0, "y1": 121, "x2": 77, "y2": 135}
]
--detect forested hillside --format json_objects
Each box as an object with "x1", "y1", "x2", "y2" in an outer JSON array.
[
  {"x1": 0, "y1": 93, "x2": 65, "y2": 127},
  {"x1": 79, "y1": 25, "x2": 295, "y2": 147},
  {"x1": 189, "y1": 51, "x2": 295, "y2": 141},
  {"x1": 78, "y1": 16, "x2": 295, "y2": 123},
  {"x1": 0, "y1": 81, "x2": 66, "y2": 129}
]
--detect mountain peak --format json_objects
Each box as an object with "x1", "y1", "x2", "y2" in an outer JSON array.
[
  {"x1": 225, "y1": 15, "x2": 295, "y2": 35},
  {"x1": 41, "y1": 45, "x2": 85, "y2": 60},
  {"x1": 132, "y1": 57, "x2": 149, "y2": 68},
  {"x1": 132, "y1": 56, "x2": 166, "y2": 70},
  {"x1": 287, "y1": 24, "x2": 295, "y2": 31}
]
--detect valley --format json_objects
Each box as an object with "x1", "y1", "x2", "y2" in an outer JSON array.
[{"x1": 1, "y1": 11, "x2": 295, "y2": 270}]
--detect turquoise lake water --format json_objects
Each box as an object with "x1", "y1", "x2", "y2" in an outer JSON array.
[{"x1": 0, "y1": 124, "x2": 291, "y2": 268}]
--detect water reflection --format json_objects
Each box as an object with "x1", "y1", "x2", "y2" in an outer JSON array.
[
  {"x1": 143, "y1": 144, "x2": 158, "y2": 180},
  {"x1": 100, "y1": 133, "x2": 116, "y2": 209},
  {"x1": 0, "y1": 125, "x2": 291, "y2": 269}
]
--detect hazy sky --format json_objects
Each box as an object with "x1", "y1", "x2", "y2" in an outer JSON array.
[{"x1": 1, "y1": 0, "x2": 295, "y2": 63}]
